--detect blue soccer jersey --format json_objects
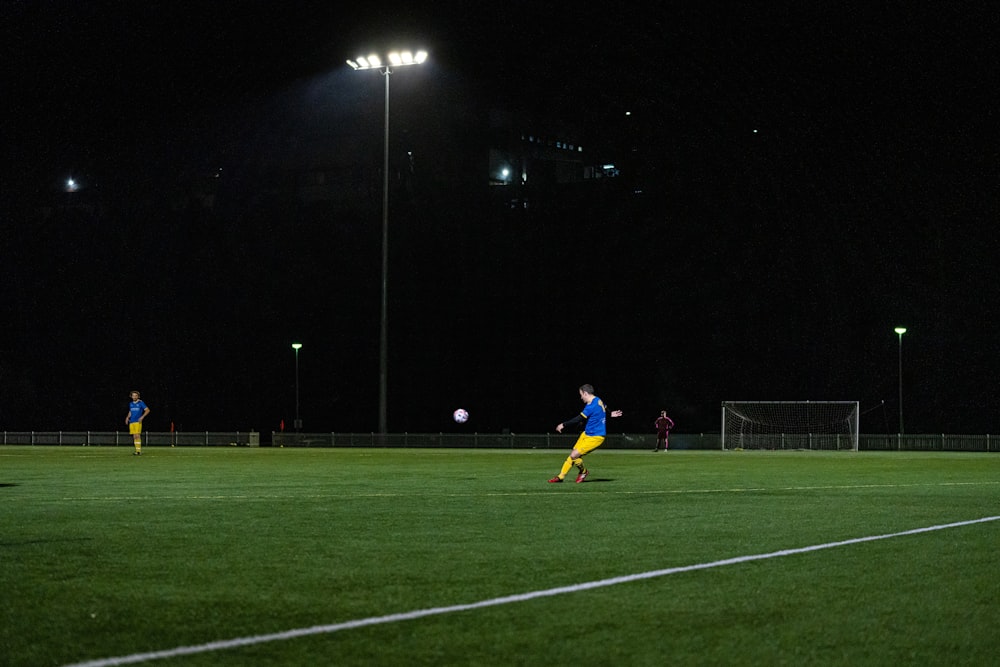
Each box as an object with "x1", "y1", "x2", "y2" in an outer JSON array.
[
  {"x1": 581, "y1": 396, "x2": 607, "y2": 436},
  {"x1": 128, "y1": 400, "x2": 148, "y2": 424}
]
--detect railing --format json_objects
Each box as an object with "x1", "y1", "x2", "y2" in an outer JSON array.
[
  {"x1": 0, "y1": 431, "x2": 261, "y2": 447},
  {"x1": 1, "y1": 431, "x2": 996, "y2": 452}
]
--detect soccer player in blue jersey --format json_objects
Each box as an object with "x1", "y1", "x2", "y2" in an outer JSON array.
[
  {"x1": 548, "y1": 384, "x2": 622, "y2": 483},
  {"x1": 125, "y1": 391, "x2": 150, "y2": 455}
]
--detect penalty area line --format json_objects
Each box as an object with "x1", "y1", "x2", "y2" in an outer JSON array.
[{"x1": 62, "y1": 515, "x2": 1000, "y2": 667}]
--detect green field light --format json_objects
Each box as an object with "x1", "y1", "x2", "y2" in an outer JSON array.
[
  {"x1": 292, "y1": 343, "x2": 303, "y2": 431},
  {"x1": 894, "y1": 327, "x2": 906, "y2": 434}
]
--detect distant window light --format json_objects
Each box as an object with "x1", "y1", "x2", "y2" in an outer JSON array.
[{"x1": 577, "y1": 146, "x2": 583, "y2": 152}]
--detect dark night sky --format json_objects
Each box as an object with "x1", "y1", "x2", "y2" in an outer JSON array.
[{"x1": 2, "y1": 1, "x2": 998, "y2": 435}]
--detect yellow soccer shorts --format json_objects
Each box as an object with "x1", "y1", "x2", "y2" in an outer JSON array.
[
  {"x1": 129, "y1": 422, "x2": 143, "y2": 435},
  {"x1": 573, "y1": 434, "x2": 605, "y2": 455}
]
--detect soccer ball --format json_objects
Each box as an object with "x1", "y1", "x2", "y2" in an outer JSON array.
[{"x1": 453, "y1": 408, "x2": 469, "y2": 424}]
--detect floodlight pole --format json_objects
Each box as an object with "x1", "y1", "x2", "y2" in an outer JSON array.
[
  {"x1": 292, "y1": 342, "x2": 303, "y2": 432},
  {"x1": 347, "y1": 50, "x2": 427, "y2": 436},
  {"x1": 378, "y1": 67, "x2": 390, "y2": 438},
  {"x1": 894, "y1": 327, "x2": 906, "y2": 434}
]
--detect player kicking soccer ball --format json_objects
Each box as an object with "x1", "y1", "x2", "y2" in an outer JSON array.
[{"x1": 548, "y1": 384, "x2": 622, "y2": 484}]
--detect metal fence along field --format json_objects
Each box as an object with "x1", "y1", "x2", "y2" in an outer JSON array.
[{"x1": 1, "y1": 430, "x2": 997, "y2": 451}]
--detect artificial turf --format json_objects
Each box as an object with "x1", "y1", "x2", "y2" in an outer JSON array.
[{"x1": 2, "y1": 446, "x2": 998, "y2": 666}]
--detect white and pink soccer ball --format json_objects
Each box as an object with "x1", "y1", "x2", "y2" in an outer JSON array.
[{"x1": 453, "y1": 408, "x2": 469, "y2": 424}]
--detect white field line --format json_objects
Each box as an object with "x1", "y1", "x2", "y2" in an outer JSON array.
[
  {"x1": 62, "y1": 515, "x2": 1000, "y2": 667},
  {"x1": 17, "y1": 479, "x2": 1000, "y2": 503}
]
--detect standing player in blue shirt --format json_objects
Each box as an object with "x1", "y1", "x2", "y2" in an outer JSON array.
[
  {"x1": 125, "y1": 391, "x2": 150, "y2": 455},
  {"x1": 549, "y1": 384, "x2": 622, "y2": 483}
]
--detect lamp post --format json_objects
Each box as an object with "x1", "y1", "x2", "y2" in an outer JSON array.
[
  {"x1": 894, "y1": 327, "x2": 906, "y2": 434},
  {"x1": 292, "y1": 342, "x2": 303, "y2": 432},
  {"x1": 347, "y1": 49, "x2": 427, "y2": 435}
]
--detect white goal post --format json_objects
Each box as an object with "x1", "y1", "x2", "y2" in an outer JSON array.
[{"x1": 721, "y1": 401, "x2": 859, "y2": 451}]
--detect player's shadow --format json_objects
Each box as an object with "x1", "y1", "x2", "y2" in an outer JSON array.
[{"x1": 585, "y1": 478, "x2": 614, "y2": 483}]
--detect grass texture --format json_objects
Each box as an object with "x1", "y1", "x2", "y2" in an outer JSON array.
[{"x1": 2, "y1": 446, "x2": 998, "y2": 666}]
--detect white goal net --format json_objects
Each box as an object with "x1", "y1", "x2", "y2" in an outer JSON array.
[{"x1": 721, "y1": 401, "x2": 859, "y2": 451}]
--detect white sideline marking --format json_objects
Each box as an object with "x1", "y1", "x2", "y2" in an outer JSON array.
[
  {"x1": 63, "y1": 515, "x2": 1000, "y2": 667},
  {"x1": 20, "y1": 479, "x2": 1000, "y2": 504}
]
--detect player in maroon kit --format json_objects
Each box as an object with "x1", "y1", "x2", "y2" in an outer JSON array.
[{"x1": 653, "y1": 410, "x2": 675, "y2": 452}]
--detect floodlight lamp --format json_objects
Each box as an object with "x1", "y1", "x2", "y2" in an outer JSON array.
[
  {"x1": 367, "y1": 54, "x2": 381, "y2": 68},
  {"x1": 894, "y1": 327, "x2": 907, "y2": 335},
  {"x1": 414, "y1": 50, "x2": 427, "y2": 63},
  {"x1": 292, "y1": 343, "x2": 303, "y2": 350},
  {"x1": 389, "y1": 52, "x2": 402, "y2": 66}
]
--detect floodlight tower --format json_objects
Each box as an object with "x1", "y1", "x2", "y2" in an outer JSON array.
[
  {"x1": 347, "y1": 49, "x2": 427, "y2": 435},
  {"x1": 894, "y1": 327, "x2": 906, "y2": 434}
]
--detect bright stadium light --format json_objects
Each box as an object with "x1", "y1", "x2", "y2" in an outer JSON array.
[
  {"x1": 347, "y1": 50, "x2": 425, "y2": 71},
  {"x1": 894, "y1": 327, "x2": 907, "y2": 434},
  {"x1": 347, "y1": 48, "x2": 427, "y2": 436}
]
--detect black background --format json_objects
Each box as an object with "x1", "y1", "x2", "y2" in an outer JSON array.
[{"x1": 3, "y1": 2, "x2": 997, "y2": 434}]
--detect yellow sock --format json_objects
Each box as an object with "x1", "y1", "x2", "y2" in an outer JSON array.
[
  {"x1": 136, "y1": 439, "x2": 142, "y2": 452},
  {"x1": 559, "y1": 456, "x2": 575, "y2": 478},
  {"x1": 573, "y1": 458, "x2": 585, "y2": 472}
]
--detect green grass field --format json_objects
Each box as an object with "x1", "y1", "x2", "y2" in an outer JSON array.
[{"x1": 2, "y1": 446, "x2": 998, "y2": 666}]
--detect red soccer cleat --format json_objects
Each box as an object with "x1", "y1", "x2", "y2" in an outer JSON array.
[
  {"x1": 575, "y1": 469, "x2": 589, "y2": 483},
  {"x1": 547, "y1": 477, "x2": 563, "y2": 483}
]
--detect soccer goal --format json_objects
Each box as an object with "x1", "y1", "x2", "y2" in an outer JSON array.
[{"x1": 721, "y1": 401, "x2": 859, "y2": 451}]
